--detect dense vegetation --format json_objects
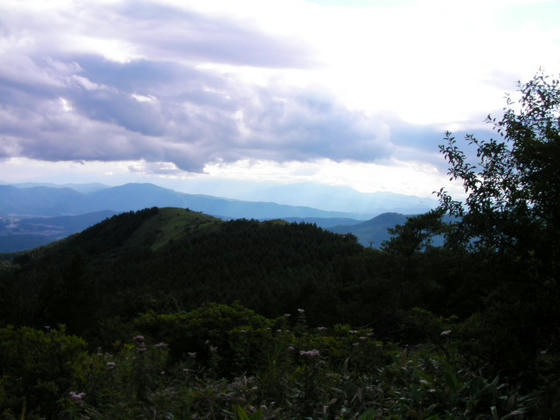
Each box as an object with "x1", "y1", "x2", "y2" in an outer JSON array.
[{"x1": 0, "y1": 73, "x2": 559, "y2": 418}]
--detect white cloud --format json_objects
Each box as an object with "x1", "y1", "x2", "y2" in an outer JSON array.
[
  {"x1": 131, "y1": 93, "x2": 158, "y2": 103},
  {"x1": 59, "y1": 97, "x2": 73, "y2": 112},
  {"x1": 202, "y1": 157, "x2": 464, "y2": 198}
]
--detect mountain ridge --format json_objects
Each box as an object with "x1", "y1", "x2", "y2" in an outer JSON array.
[{"x1": 0, "y1": 183, "x2": 366, "y2": 220}]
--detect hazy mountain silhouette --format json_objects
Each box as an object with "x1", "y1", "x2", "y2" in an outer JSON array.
[
  {"x1": 0, "y1": 183, "x2": 363, "y2": 219},
  {"x1": 328, "y1": 212, "x2": 409, "y2": 247}
]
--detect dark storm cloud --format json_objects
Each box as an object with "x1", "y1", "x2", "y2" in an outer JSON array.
[{"x1": 0, "y1": 0, "x2": 448, "y2": 172}]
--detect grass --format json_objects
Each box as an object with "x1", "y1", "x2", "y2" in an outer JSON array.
[{"x1": 125, "y1": 207, "x2": 222, "y2": 251}]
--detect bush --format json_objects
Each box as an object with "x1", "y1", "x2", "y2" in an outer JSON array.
[
  {"x1": 0, "y1": 325, "x2": 87, "y2": 418},
  {"x1": 134, "y1": 302, "x2": 275, "y2": 375}
]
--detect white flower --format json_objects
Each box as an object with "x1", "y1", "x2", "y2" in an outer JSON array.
[
  {"x1": 69, "y1": 391, "x2": 86, "y2": 404},
  {"x1": 299, "y1": 349, "x2": 320, "y2": 357}
]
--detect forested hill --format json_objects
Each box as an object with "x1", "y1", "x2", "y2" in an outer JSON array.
[{"x1": 0, "y1": 207, "x2": 387, "y2": 344}]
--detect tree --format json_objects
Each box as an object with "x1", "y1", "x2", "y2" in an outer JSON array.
[
  {"x1": 435, "y1": 71, "x2": 560, "y2": 383},
  {"x1": 381, "y1": 209, "x2": 447, "y2": 257},
  {"x1": 438, "y1": 71, "x2": 560, "y2": 258}
]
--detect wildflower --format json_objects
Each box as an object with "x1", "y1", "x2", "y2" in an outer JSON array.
[
  {"x1": 349, "y1": 330, "x2": 358, "y2": 334},
  {"x1": 240, "y1": 329, "x2": 248, "y2": 333},
  {"x1": 299, "y1": 349, "x2": 320, "y2": 357},
  {"x1": 297, "y1": 308, "x2": 305, "y2": 313},
  {"x1": 134, "y1": 335, "x2": 145, "y2": 343},
  {"x1": 160, "y1": 370, "x2": 165, "y2": 375},
  {"x1": 316, "y1": 326, "x2": 327, "y2": 331},
  {"x1": 276, "y1": 329, "x2": 282, "y2": 333},
  {"x1": 440, "y1": 330, "x2": 452, "y2": 337},
  {"x1": 188, "y1": 352, "x2": 197, "y2": 358},
  {"x1": 284, "y1": 313, "x2": 291, "y2": 317},
  {"x1": 136, "y1": 346, "x2": 147, "y2": 353},
  {"x1": 106, "y1": 362, "x2": 116, "y2": 369},
  {"x1": 359, "y1": 336, "x2": 367, "y2": 341},
  {"x1": 352, "y1": 342, "x2": 359, "y2": 347},
  {"x1": 367, "y1": 332, "x2": 375, "y2": 337},
  {"x1": 419, "y1": 379, "x2": 429, "y2": 385},
  {"x1": 69, "y1": 391, "x2": 86, "y2": 404},
  {"x1": 154, "y1": 342, "x2": 168, "y2": 348},
  {"x1": 209, "y1": 345, "x2": 218, "y2": 353},
  {"x1": 288, "y1": 346, "x2": 295, "y2": 351}
]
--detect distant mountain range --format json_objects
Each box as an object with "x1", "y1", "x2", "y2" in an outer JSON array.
[
  {"x1": 0, "y1": 183, "x2": 363, "y2": 219},
  {"x1": 0, "y1": 182, "x2": 434, "y2": 220},
  {"x1": 0, "y1": 182, "x2": 430, "y2": 252},
  {"x1": 216, "y1": 182, "x2": 438, "y2": 215}
]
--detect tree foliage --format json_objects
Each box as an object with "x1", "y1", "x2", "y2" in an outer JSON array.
[
  {"x1": 439, "y1": 71, "x2": 560, "y2": 256},
  {"x1": 434, "y1": 72, "x2": 560, "y2": 383}
]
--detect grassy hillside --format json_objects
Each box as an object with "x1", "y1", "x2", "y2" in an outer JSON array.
[{"x1": 123, "y1": 207, "x2": 222, "y2": 251}]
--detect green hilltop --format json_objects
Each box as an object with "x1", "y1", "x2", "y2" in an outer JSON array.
[{"x1": 124, "y1": 207, "x2": 222, "y2": 251}]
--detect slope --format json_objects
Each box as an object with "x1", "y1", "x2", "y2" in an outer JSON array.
[
  {"x1": 0, "y1": 207, "x2": 377, "y2": 345},
  {"x1": 329, "y1": 212, "x2": 409, "y2": 247}
]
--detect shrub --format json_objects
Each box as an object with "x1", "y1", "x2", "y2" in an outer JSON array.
[{"x1": 0, "y1": 325, "x2": 87, "y2": 418}]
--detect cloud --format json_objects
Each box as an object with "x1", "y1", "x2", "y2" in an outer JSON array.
[
  {"x1": 0, "y1": 0, "x2": 473, "y2": 174},
  {"x1": 0, "y1": 52, "x2": 431, "y2": 171},
  {"x1": 114, "y1": 1, "x2": 317, "y2": 68}
]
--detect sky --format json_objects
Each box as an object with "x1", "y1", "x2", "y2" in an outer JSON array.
[{"x1": 1, "y1": 0, "x2": 559, "y2": 201}]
